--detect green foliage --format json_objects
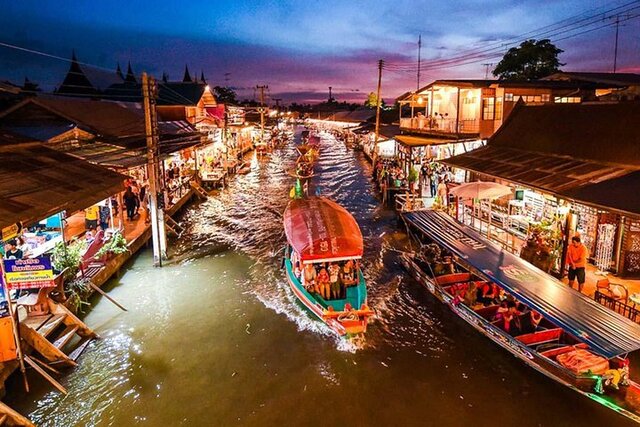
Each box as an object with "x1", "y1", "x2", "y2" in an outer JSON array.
[
  {"x1": 213, "y1": 86, "x2": 238, "y2": 105},
  {"x1": 408, "y1": 167, "x2": 419, "y2": 183},
  {"x1": 364, "y1": 92, "x2": 385, "y2": 108},
  {"x1": 65, "y1": 277, "x2": 91, "y2": 313},
  {"x1": 52, "y1": 240, "x2": 86, "y2": 281},
  {"x1": 493, "y1": 39, "x2": 564, "y2": 81},
  {"x1": 95, "y1": 231, "x2": 129, "y2": 259}
]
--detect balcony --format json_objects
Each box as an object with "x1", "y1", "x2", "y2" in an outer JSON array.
[{"x1": 400, "y1": 116, "x2": 480, "y2": 138}]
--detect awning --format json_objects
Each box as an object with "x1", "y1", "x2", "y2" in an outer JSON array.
[
  {"x1": 395, "y1": 135, "x2": 459, "y2": 148},
  {"x1": 442, "y1": 145, "x2": 639, "y2": 216},
  {"x1": 284, "y1": 197, "x2": 363, "y2": 263},
  {"x1": 0, "y1": 144, "x2": 128, "y2": 229},
  {"x1": 403, "y1": 210, "x2": 640, "y2": 358}
]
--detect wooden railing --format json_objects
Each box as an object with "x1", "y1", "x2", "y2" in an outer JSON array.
[{"x1": 594, "y1": 290, "x2": 640, "y2": 322}]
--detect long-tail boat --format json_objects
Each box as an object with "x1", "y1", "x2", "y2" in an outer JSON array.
[
  {"x1": 400, "y1": 210, "x2": 640, "y2": 424},
  {"x1": 283, "y1": 197, "x2": 374, "y2": 336}
]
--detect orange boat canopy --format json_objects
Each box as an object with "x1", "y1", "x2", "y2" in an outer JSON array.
[{"x1": 284, "y1": 197, "x2": 363, "y2": 263}]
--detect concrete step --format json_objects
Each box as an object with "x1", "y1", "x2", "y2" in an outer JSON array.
[{"x1": 52, "y1": 324, "x2": 80, "y2": 350}]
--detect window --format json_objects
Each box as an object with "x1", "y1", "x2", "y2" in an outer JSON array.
[
  {"x1": 513, "y1": 95, "x2": 521, "y2": 102},
  {"x1": 495, "y1": 97, "x2": 503, "y2": 120},
  {"x1": 463, "y1": 97, "x2": 476, "y2": 105},
  {"x1": 541, "y1": 94, "x2": 550, "y2": 102},
  {"x1": 505, "y1": 93, "x2": 514, "y2": 101},
  {"x1": 554, "y1": 96, "x2": 581, "y2": 103},
  {"x1": 482, "y1": 97, "x2": 495, "y2": 120}
]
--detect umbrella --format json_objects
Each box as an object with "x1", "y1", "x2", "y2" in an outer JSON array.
[
  {"x1": 449, "y1": 181, "x2": 512, "y2": 199},
  {"x1": 449, "y1": 181, "x2": 512, "y2": 238}
]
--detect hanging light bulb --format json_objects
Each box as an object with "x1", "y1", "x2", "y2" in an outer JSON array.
[{"x1": 417, "y1": 96, "x2": 424, "y2": 104}]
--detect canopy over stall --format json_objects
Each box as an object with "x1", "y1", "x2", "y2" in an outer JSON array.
[
  {"x1": 284, "y1": 197, "x2": 363, "y2": 263},
  {"x1": 0, "y1": 143, "x2": 128, "y2": 230},
  {"x1": 403, "y1": 209, "x2": 640, "y2": 358}
]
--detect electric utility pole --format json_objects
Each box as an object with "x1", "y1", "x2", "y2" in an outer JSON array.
[
  {"x1": 256, "y1": 85, "x2": 268, "y2": 142},
  {"x1": 417, "y1": 35, "x2": 422, "y2": 91},
  {"x1": 482, "y1": 63, "x2": 494, "y2": 79},
  {"x1": 373, "y1": 59, "x2": 384, "y2": 166},
  {"x1": 142, "y1": 72, "x2": 167, "y2": 266}
]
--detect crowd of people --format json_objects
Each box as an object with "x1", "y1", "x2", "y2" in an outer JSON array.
[
  {"x1": 292, "y1": 259, "x2": 359, "y2": 301},
  {"x1": 454, "y1": 281, "x2": 544, "y2": 336}
]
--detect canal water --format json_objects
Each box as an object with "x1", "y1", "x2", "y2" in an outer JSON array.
[{"x1": 8, "y1": 128, "x2": 634, "y2": 426}]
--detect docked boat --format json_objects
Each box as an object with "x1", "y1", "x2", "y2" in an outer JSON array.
[
  {"x1": 283, "y1": 197, "x2": 374, "y2": 336},
  {"x1": 400, "y1": 210, "x2": 640, "y2": 424}
]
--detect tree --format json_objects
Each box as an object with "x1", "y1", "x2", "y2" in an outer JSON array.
[
  {"x1": 493, "y1": 39, "x2": 564, "y2": 81},
  {"x1": 214, "y1": 86, "x2": 238, "y2": 105},
  {"x1": 364, "y1": 91, "x2": 385, "y2": 108}
]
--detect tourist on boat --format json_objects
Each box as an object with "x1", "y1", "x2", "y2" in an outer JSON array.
[
  {"x1": 520, "y1": 310, "x2": 544, "y2": 334},
  {"x1": 463, "y1": 282, "x2": 478, "y2": 307},
  {"x1": 85, "y1": 230, "x2": 95, "y2": 245},
  {"x1": 500, "y1": 301, "x2": 522, "y2": 335},
  {"x1": 328, "y1": 262, "x2": 341, "y2": 300},
  {"x1": 566, "y1": 235, "x2": 588, "y2": 292},
  {"x1": 477, "y1": 282, "x2": 498, "y2": 306},
  {"x1": 317, "y1": 268, "x2": 330, "y2": 300},
  {"x1": 293, "y1": 261, "x2": 301, "y2": 279},
  {"x1": 340, "y1": 260, "x2": 357, "y2": 290},
  {"x1": 303, "y1": 263, "x2": 317, "y2": 292}
]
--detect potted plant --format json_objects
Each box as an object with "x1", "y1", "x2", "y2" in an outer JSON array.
[
  {"x1": 52, "y1": 239, "x2": 86, "y2": 281},
  {"x1": 95, "y1": 231, "x2": 129, "y2": 261}
]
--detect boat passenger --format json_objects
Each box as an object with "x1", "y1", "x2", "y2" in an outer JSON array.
[
  {"x1": 521, "y1": 310, "x2": 544, "y2": 334},
  {"x1": 328, "y1": 262, "x2": 341, "y2": 300},
  {"x1": 317, "y1": 268, "x2": 330, "y2": 300},
  {"x1": 493, "y1": 300, "x2": 509, "y2": 323},
  {"x1": 500, "y1": 301, "x2": 522, "y2": 335},
  {"x1": 303, "y1": 263, "x2": 317, "y2": 292},
  {"x1": 294, "y1": 261, "x2": 301, "y2": 279},
  {"x1": 463, "y1": 282, "x2": 478, "y2": 307},
  {"x1": 340, "y1": 260, "x2": 357, "y2": 288},
  {"x1": 476, "y1": 282, "x2": 496, "y2": 306}
]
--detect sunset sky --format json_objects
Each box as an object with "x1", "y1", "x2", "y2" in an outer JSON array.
[{"x1": 1, "y1": 0, "x2": 639, "y2": 103}]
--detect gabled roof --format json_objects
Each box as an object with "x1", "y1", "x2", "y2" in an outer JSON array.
[
  {"x1": 0, "y1": 96, "x2": 146, "y2": 140},
  {"x1": 489, "y1": 101, "x2": 640, "y2": 167},
  {"x1": 56, "y1": 52, "x2": 123, "y2": 96},
  {"x1": 158, "y1": 81, "x2": 206, "y2": 106}
]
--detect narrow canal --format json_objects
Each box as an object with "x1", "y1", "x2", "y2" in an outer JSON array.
[{"x1": 8, "y1": 128, "x2": 634, "y2": 426}]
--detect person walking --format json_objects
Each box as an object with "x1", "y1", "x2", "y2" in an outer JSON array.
[
  {"x1": 123, "y1": 187, "x2": 138, "y2": 221},
  {"x1": 566, "y1": 235, "x2": 588, "y2": 292}
]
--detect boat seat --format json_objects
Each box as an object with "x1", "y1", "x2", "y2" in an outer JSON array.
[
  {"x1": 474, "y1": 304, "x2": 500, "y2": 320},
  {"x1": 540, "y1": 343, "x2": 589, "y2": 358},
  {"x1": 516, "y1": 328, "x2": 563, "y2": 347},
  {"x1": 435, "y1": 273, "x2": 471, "y2": 286}
]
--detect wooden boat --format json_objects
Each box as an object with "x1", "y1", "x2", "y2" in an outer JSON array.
[
  {"x1": 283, "y1": 197, "x2": 374, "y2": 336},
  {"x1": 400, "y1": 210, "x2": 640, "y2": 424}
]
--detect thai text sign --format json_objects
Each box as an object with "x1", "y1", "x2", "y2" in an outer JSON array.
[{"x1": 3, "y1": 256, "x2": 55, "y2": 290}]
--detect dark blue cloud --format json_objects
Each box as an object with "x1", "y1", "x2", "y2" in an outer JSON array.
[{"x1": 1, "y1": 0, "x2": 638, "y2": 103}]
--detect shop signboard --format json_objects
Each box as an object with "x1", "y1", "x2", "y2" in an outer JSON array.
[
  {"x1": 2, "y1": 256, "x2": 55, "y2": 290},
  {"x1": 0, "y1": 222, "x2": 22, "y2": 241}
]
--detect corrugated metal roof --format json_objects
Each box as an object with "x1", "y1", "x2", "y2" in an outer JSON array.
[
  {"x1": 403, "y1": 210, "x2": 640, "y2": 358},
  {"x1": 0, "y1": 143, "x2": 127, "y2": 229}
]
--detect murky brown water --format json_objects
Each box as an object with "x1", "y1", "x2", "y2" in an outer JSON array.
[{"x1": 7, "y1": 128, "x2": 635, "y2": 426}]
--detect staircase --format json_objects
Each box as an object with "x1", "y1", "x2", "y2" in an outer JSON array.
[
  {"x1": 189, "y1": 181, "x2": 208, "y2": 200},
  {"x1": 165, "y1": 216, "x2": 185, "y2": 238},
  {"x1": 18, "y1": 298, "x2": 97, "y2": 368}
]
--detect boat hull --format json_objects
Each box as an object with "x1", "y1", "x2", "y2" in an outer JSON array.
[
  {"x1": 284, "y1": 257, "x2": 372, "y2": 336},
  {"x1": 399, "y1": 252, "x2": 640, "y2": 424}
]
